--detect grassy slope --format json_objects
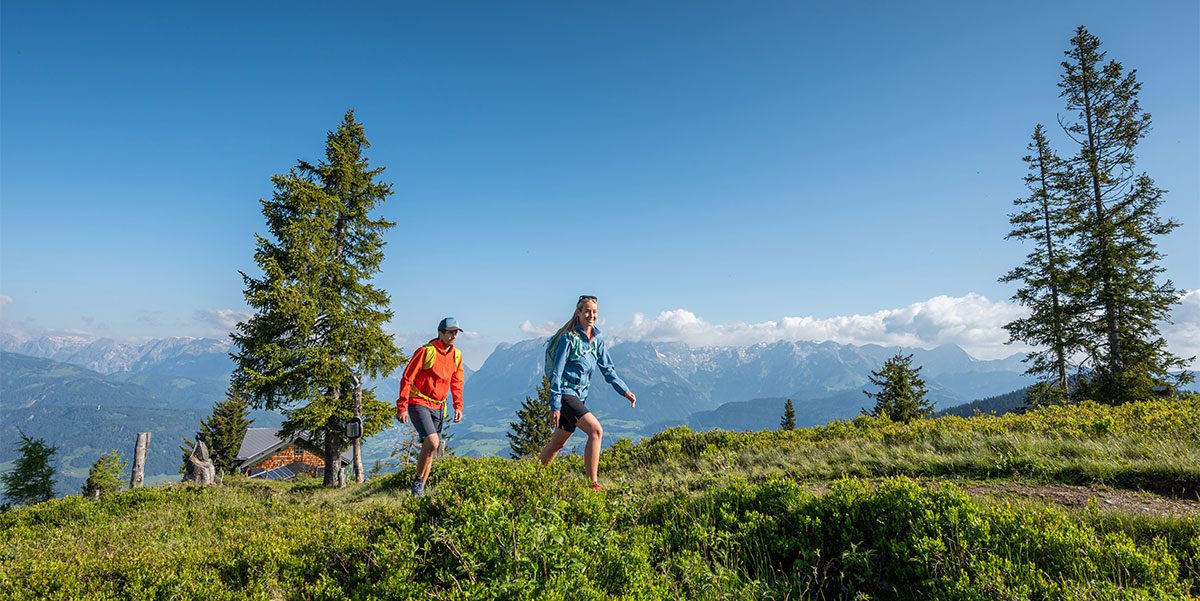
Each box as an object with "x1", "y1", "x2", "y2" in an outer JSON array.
[
  {"x1": 604, "y1": 398, "x2": 1200, "y2": 497},
  {"x1": 2, "y1": 398, "x2": 1198, "y2": 600}
]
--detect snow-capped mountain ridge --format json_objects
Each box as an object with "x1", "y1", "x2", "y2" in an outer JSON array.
[
  {"x1": 464, "y1": 336, "x2": 1031, "y2": 421},
  {"x1": 0, "y1": 333, "x2": 231, "y2": 375}
]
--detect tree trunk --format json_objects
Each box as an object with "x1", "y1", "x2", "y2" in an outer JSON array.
[
  {"x1": 323, "y1": 420, "x2": 346, "y2": 488},
  {"x1": 324, "y1": 388, "x2": 345, "y2": 488},
  {"x1": 324, "y1": 420, "x2": 345, "y2": 488},
  {"x1": 1037, "y1": 157, "x2": 1069, "y2": 397},
  {"x1": 129, "y1": 432, "x2": 150, "y2": 488},
  {"x1": 353, "y1": 376, "x2": 364, "y2": 483},
  {"x1": 1080, "y1": 78, "x2": 1122, "y2": 371}
]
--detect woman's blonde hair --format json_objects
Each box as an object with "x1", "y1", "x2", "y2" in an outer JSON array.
[{"x1": 553, "y1": 295, "x2": 597, "y2": 338}]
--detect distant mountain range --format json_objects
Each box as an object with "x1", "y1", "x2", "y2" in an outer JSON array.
[
  {"x1": 1, "y1": 351, "x2": 166, "y2": 410},
  {"x1": 450, "y1": 337, "x2": 1032, "y2": 455},
  {"x1": 0, "y1": 352, "x2": 215, "y2": 498},
  {"x1": 0, "y1": 336, "x2": 273, "y2": 500},
  {"x1": 0, "y1": 334, "x2": 465, "y2": 494},
  {"x1": 0, "y1": 333, "x2": 231, "y2": 376},
  {"x1": 464, "y1": 338, "x2": 1029, "y2": 415},
  {"x1": 0, "y1": 332, "x2": 1033, "y2": 472},
  {"x1": 0, "y1": 333, "x2": 476, "y2": 404}
]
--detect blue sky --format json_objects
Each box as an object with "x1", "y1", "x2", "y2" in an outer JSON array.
[{"x1": 2, "y1": 1, "x2": 1197, "y2": 368}]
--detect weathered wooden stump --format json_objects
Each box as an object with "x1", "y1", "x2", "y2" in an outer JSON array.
[
  {"x1": 130, "y1": 432, "x2": 150, "y2": 488},
  {"x1": 183, "y1": 440, "x2": 217, "y2": 485}
]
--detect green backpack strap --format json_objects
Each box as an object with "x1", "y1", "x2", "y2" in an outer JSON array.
[{"x1": 449, "y1": 348, "x2": 461, "y2": 419}]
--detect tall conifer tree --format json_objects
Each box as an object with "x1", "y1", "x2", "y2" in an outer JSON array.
[
  {"x1": 232, "y1": 110, "x2": 405, "y2": 487},
  {"x1": 507, "y1": 377, "x2": 554, "y2": 459},
  {"x1": 184, "y1": 389, "x2": 253, "y2": 475},
  {"x1": 2, "y1": 431, "x2": 58, "y2": 506},
  {"x1": 1001, "y1": 125, "x2": 1081, "y2": 406},
  {"x1": 780, "y1": 399, "x2": 796, "y2": 430},
  {"x1": 863, "y1": 353, "x2": 932, "y2": 423},
  {"x1": 1056, "y1": 26, "x2": 1190, "y2": 403}
]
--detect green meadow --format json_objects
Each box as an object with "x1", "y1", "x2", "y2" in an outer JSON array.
[{"x1": 2, "y1": 398, "x2": 1198, "y2": 600}]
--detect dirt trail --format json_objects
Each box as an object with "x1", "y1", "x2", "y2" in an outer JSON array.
[{"x1": 964, "y1": 482, "x2": 1200, "y2": 517}]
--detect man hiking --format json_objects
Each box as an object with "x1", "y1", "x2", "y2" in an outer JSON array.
[{"x1": 396, "y1": 317, "x2": 465, "y2": 496}]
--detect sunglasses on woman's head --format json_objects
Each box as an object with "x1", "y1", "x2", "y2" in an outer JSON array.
[{"x1": 579, "y1": 295, "x2": 597, "y2": 301}]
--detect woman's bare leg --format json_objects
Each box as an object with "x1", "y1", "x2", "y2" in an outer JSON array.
[
  {"x1": 575, "y1": 413, "x2": 604, "y2": 484},
  {"x1": 539, "y1": 428, "x2": 572, "y2": 465}
]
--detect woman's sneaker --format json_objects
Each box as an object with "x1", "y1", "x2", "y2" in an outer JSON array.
[
  {"x1": 590, "y1": 481, "x2": 604, "y2": 491},
  {"x1": 411, "y1": 478, "x2": 426, "y2": 497}
]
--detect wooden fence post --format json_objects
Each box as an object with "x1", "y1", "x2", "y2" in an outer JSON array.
[{"x1": 130, "y1": 432, "x2": 150, "y2": 488}]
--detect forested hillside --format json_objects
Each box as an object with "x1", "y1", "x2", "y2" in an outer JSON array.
[
  {"x1": 936, "y1": 387, "x2": 1031, "y2": 417},
  {"x1": 0, "y1": 352, "x2": 286, "y2": 498}
]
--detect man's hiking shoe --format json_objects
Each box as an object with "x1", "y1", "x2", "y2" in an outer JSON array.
[
  {"x1": 411, "y1": 478, "x2": 426, "y2": 497},
  {"x1": 591, "y1": 482, "x2": 604, "y2": 491}
]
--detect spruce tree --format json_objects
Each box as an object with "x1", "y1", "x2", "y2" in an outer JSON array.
[
  {"x1": 82, "y1": 450, "x2": 127, "y2": 500},
  {"x1": 232, "y1": 110, "x2": 405, "y2": 487},
  {"x1": 206, "y1": 389, "x2": 253, "y2": 475},
  {"x1": 2, "y1": 430, "x2": 58, "y2": 506},
  {"x1": 507, "y1": 377, "x2": 553, "y2": 458},
  {"x1": 1056, "y1": 26, "x2": 1190, "y2": 403},
  {"x1": 185, "y1": 389, "x2": 254, "y2": 475},
  {"x1": 1000, "y1": 125, "x2": 1082, "y2": 406},
  {"x1": 780, "y1": 399, "x2": 796, "y2": 430},
  {"x1": 863, "y1": 353, "x2": 932, "y2": 423}
]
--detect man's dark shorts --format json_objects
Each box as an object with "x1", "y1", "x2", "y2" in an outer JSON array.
[
  {"x1": 407, "y1": 405, "x2": 444, "y2": 439},
  {"x1": 559, "y1": 394, "x2": 591, "y2": 433}
]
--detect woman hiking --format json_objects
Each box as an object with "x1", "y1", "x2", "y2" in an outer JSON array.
[{"x1": 538, "y1": 295, "x2": 637, "y2": 490}]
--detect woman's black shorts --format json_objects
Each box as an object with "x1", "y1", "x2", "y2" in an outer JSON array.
[
  {"x1": 407, "y1": 405, "x2": 443, "y2": 439},
  {"x1": 558, "y1": 394, "x2": 591, "y2": 433}
]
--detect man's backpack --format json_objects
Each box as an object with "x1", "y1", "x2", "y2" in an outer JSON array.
[
  {"x1": 416, "y1": 343, "x2": 462, "y2": 417},
  {"x1": 419, "y1": 343, "x2": 462, "y2": 371}
]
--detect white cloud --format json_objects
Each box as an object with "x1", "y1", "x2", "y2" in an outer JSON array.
[
  {"x1": 520, "y1": 319, "x2": 559, "y2": 337},
  {"x1": 194, "y1": 309, "x2": 251, "y2": 336},
  {"x1": 604, "y1": 294, "x2": 1027, "y2": 359},
  {"x1": 1163, "y1": 290, "x2": 1200, "y2": 365},
  {"x1": 599, "y1": 291, "x2": 1200, "y2": 363}
]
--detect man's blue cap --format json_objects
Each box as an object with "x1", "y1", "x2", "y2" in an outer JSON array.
[{"x1": 438, "y1": 317, "x2": 463, "y2": 332}]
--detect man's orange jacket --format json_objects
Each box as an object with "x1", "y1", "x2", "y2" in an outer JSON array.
[{"x1": 397, "y1": 339, "x2": 464, "y2": 413}]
